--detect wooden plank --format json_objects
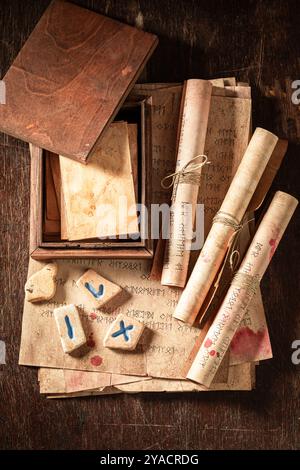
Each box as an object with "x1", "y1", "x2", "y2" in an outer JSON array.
[
  {"x1": 48, "y1": 152, "x2": 61, "y2": 213},
  {"x1": 0, "y1": 0, "x2": 158, "y2": 162},
  {"x1": 44, "y1": 154, "x2": 60, "y2": 235},
  {"x1": 40, "y1": 240, "x2": 146, "y2": 248},
  {"x1": 29, "y1": 143, "x2": 43, "y2": 255},
  {"x1": 31, "y1": 247, "x2": 153, "y2": 260},
  {"x1": 128, "y1": 123, "x2": 139, "y2": 200}
]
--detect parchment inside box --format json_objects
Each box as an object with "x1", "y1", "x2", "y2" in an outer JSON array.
[{"x1": 30, "y1": 98, "x2": 153, "y2": 259}]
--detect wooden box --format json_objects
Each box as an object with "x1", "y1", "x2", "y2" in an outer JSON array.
[
  {"x1": 30, "y1": 96, "x2": 154, "y2": 259},
  {"x1": 0, "y1": 0, "x2": 158, "y2": 259}
]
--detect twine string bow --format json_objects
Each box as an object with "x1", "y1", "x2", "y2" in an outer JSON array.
[
  {"x1": 212, "y1": 211, "x2": 256, "y2": 272},
  {"x1": 161, "y1": 154, "x2": 210, "y2": 189}
]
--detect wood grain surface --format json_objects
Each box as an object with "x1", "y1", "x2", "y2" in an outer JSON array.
[
  {"x1": 0, "y1": 0, "x2": 299, "y2": 450},
  {"x1": 0, "y1": 0, "x2": 157, "y2": 162}
]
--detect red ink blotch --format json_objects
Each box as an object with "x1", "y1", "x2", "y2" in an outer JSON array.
[
  {"x1": 209, "y1": 350, "x2": 216, "y2": 356},
  {"x1": 269, "y1": 238, "x2": 277, "y2": 259},
  {"x1": 90, "y1": 312, "x2": 97, "y2": 320},
  {"x1": 230, "y1": 326, "x2": 271, "y2": 361},
  {"x1": 90, "y1": 355, "x2": 102, "y2": 367},
  {"x1": 204, "y1": 338, "x2": 212, "y2": 348},
  {"x1": 87, "y1": 333, "x2": 95, "y2": 348}
]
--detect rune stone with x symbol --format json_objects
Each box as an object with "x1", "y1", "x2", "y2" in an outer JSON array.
[{"x1": 111, "y1": 320, "x2": 134, "y2": 342}]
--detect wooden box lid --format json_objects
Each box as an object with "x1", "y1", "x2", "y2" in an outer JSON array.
[{"x1": 0, "y1": 0, "x2": 158, "y2": 163}]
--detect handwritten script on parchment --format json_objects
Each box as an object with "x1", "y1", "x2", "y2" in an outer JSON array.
[{"x1": 20, "y1": 83, "x2": 266, "y2": 392}]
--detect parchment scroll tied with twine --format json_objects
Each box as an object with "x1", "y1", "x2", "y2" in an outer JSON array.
[{"x1": 161, "y1": 154, "x2": 210, "y2": 189}]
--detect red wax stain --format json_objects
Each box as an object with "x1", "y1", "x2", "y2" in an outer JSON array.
[
  {"x1": 90, "y1": 355, "x2": 102, "y2": 367},
  {"x1": 230, "y1": 327, "x2": 271, "y2": 361},
  {"x1": 87, "y1": 333, "x2": 95, "y2": 348},
  {"x1": 90, "y1": 312, "x2": 97, "y2": 320},
  {"x1": 268, "y1": 226, "x2": 280, "y2": 260},
  {"x1": 209, "y1": 350, "x2": 216, "y2": 356},
  {"x1": 204, "y1": 338, "x2": 212, "y2": 348},
  {"x1": 269, "y1": 238, "x2": 277, "y2": 260}
]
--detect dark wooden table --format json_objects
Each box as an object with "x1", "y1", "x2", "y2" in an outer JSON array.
[{"x1": 0, "y1": 0, "x2": 299, "y2": 450}]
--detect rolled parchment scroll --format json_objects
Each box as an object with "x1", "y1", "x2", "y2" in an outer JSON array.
[
  {"x1": 161, "y1": 79, "x2": 212, "y2": 288},
  {"x1": 173, "y1": 127, "x2": 278, "y2": 324},
  {"x1": 187, "y1": 191, "x2": 298, "y2": 387}
]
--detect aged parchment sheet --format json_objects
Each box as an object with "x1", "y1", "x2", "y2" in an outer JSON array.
[{"x1": 60, "y1": 122, "x2": 138, "y2": 240}]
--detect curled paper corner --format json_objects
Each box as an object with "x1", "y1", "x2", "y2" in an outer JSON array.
[{"x1": 0, "y1": 340, "x2": 6, "y2": 364}]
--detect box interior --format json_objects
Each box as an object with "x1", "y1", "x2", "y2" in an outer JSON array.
[{"x1": 41, "y1": 100, "x2": 147, "y2": 250}]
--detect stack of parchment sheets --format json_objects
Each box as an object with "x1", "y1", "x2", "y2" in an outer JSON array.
[{"x1": 20, "y1": 79, "x2": 283, "y2": 397}]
